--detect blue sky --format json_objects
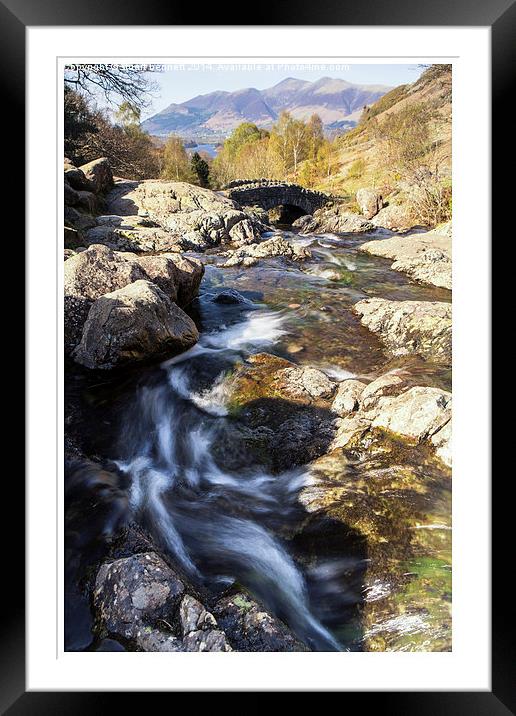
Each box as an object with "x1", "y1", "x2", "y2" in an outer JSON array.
[{"x1": 139, "y1": 63, "x2": 426, "y2": 119}]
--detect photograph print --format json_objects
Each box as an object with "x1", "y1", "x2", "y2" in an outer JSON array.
[{"x1": 64, "y1": 60, "x2": 452, "y2": 654}]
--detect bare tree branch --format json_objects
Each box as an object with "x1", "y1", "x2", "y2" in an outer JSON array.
[{"x1": 64, "y1": 65, "x2": 158, "y2": 110}]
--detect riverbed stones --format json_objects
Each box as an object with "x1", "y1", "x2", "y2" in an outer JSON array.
[
  {"x1": 222, "y1": 236, "x2": 311, "y2": 267},
  {"x1": 73, "y1": 280, "x2": 199, "y2": 369},
  {"x1": 354, "y1": 298, "x2": 452, "y2": 364},
  {"x1": 213, "y1": 593, "x2": 308, "y2": 651},
  {"x1": 293, "y1": 205, "x2": 375, "y2": 234},
  {"x1": 360, "y1": 225, "x2": 452, "y2": 289},
  {"x1": 278, "y1": 366, "x2": 336, "y2": 401},
  {"x1": 360, "y1": 370, "x2": 409, "y2": 409},
  {"x1": 94, "y1": 552, "x2": 185, "y2": 641},
  {"x1": 356, "y1": 188, "x2": 383, "y2": 219}
]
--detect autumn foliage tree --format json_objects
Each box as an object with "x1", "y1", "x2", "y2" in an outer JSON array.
[
  {"x1": 64, "y1": 87, "x2": 161, "y2": 179},
  {"x1": 160, "y1": 136, "x2": 194, "y2": 181},
  {"x1": 212, "y1": 112, "x2": 340, "y2": 188}
]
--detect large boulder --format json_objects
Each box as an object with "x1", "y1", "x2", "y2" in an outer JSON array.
[
  {"x1": 331, "y1": 378, "x2": 452, "y2": 466},
  {"x1": 73, "y1": 280, "x2": 199, "y2": 369},
  {"x1": 360, "y1": 226, "x2": 452, "y2": 289},
  {"x1": 354, "y1": 297, "x2": 452, "y2": 364},
  {"x1": 65, "y1": 166, "x2": 94, "y2": 193},
  {"x1": 293, "y1": 204, "x2": 375, "y2": 234},
  {"x1": 94, "y1": 553, "x2": 185, "y2": 642},
  {"x1": 64, "y1": 244, "x2": 147, "y2": 302},
  {"x1": 356, "y1": 188, "x2": 383, "y2": 219},
  {"x1": 135, "y1": 253, "x2": 204, "y2": 306},
  {"x1": 83, "y1": 222, "x2": 180, "y2": 253},
  {"x1": 64, "y1": 245, "x2": 203, "y2": 358},
  {"x1": 103, "y1": 179, "x2": 269, "y2": 252},
  {"x1": 370, "y1": 203, "x2": 415, "y2": 231},
  {"x1": 79, "y1": 157, "x2": 114, "y2": 194},
  {"x1": 93, "y1": 553, "x2": 232, "y2": 652}
]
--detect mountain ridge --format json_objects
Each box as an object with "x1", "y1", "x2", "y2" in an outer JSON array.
[{"x1": 141, "y1": 76, "x2": 392, "y2": 138}]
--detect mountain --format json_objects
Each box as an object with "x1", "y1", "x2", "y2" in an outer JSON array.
[{"x1": 141, "y1": 77, "x2": 392, "y2": 138}]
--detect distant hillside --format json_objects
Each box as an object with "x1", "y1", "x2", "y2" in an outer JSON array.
[
  {"x1": 141, "y1": 77, "x2": 392, "y2": 138},
  {"x1": 318, "y1": 64, "x2": 452, "y2": 196}
]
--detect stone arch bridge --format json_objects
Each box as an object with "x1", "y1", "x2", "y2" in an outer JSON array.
[{"x1": 222, "y1": 180, "x2": 331, "y2": 217}]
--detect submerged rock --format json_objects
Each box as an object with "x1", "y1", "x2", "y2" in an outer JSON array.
[
  {"x1": 354, "y1": 297, "x2": 452, "y2": 364},
  {"x1": 211, "y1": 288, "x2": 252, "y2": 305},
  {"x1": 73, "y1": 280, "x2": 199, "y2": 369},
  {"x1": 222, "y1": 353, "x2": 337, "y2": 471}
]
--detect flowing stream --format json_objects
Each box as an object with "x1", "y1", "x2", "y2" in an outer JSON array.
[{"x1": 65, "y1": 229, "x2": 452, "y2": 652}]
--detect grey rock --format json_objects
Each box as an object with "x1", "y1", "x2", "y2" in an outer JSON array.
[
  {"x1": 73, "y1": 280, "x2": 199, "y2": 369},
  {"x1": 213, "y1": 593, "x2": 308, "y2": 652},
  {"x1": 371, "y1": 386, "x2": 452, "y2": 442},
  {"x1": 79, "y1": 157, "x2": 114, "y2": 194},
  {"x1": 354, "y1": 297, "x2": 452, "y2": 364},
  {"x1": 179, "y1": 594, "x2": 217, "y2": 636},
  {"x1": 331, "y1": 379, "x2": 366, "y2": 416},
  {"x1": 182, "y1": 629, "x2": 232, "y2": 652},
  {"x1": 360, "y1": 225, "x2": 452, "y2": 289},
  {"x1": 93, "y1": 552, "x2": 185, "y2": 641},
  {"x1": 356, "y1": 188, "x2": 383, "y2": 219}
]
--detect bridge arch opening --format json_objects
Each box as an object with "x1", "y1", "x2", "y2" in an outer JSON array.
[{"x1": 268, "y1": 203, "x2": 307, "y2": 227}]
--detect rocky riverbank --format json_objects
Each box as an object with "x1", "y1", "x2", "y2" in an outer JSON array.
[
  {"x1": 64, "y1": 159, "x2": 452, "y2": 653},
  {"x1": 359, "y1": 223, "x2": 452, "y2": 290}
]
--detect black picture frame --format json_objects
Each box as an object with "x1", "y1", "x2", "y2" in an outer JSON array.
[{"x1": 5, "y1": 0, "x2": 504, "y2": 709}]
